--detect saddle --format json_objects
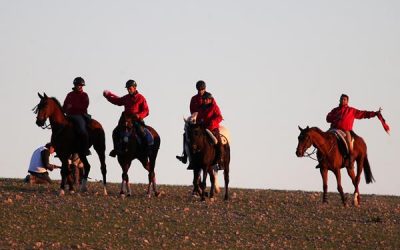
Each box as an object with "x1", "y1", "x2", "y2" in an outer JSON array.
[
  {"x1": 329, "y1": 129, "x2": 353, "y2": 157},
  {"x1": 205, "y1": 126, "x2": 230, "y2": 145}
]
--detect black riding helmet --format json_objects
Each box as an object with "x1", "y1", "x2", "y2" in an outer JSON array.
[
  {"x1": 73, "y1": 77, "x2": 85, "y2": 86},
  {"x1": 196, "y1": 80, "x2": 206, "y2": 90},
  {"x1": 202, "y1": 92, "x2": 213, "y2": 99},
  {"x1": 126, "y1": 79, "x2": 137, "y2": 88}
]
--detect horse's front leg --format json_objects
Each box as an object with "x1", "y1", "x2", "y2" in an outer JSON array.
[
  {"x1": 320, "y1": 167, "x2": 328, "y2": 203},
  {"x1": 120, "y1": 164, "x2": 130, "y2": 197},
  {"x1": 59, "y1": 158, "x2": 69, "y2": 196},
  {"x1": 333, "y1": 169, "x2": 346, "y2": 206},
  {"x1": 79, "y1": 154, "x2": 91, "y2": 193}
]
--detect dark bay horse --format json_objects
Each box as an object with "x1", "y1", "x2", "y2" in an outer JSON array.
[
  {"x1": 296, "y1": 126, "x2": 374, "y2": 206},
  {"x1": 34, "y1": 93, "x2": 107, "y2": 196},
  {"x1": 116, "y1": 114, "x2": 161, "y2": 198},
  {"x1": 185, "y1": 120, "x2": 230, "y2": 201}
]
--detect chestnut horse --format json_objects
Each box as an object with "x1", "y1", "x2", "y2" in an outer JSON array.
[
  {"x1": 34, "y1": 93, "x2": 107, "y2": 196},
  {"x1": 296, "y1": 126, "x2": 374, "y2": 206},
  {"x1": 185, "y1": 120, "x2": 230, "y2": 201},
  {"x1": 116, "y1": 114, "x2": 161, "y2": 197}
]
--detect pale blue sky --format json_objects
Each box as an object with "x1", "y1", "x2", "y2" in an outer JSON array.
[{"x1": 1, "y1": 1, "x2": 399, "y2": 195}]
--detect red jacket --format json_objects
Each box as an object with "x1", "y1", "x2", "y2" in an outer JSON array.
[
  {"x1": 104, "y1": 91, "x2": 149, "y2": 120},
  {"x1": 63, "y1": 91, "x2": 89, "y2": 115},
  {"x1": 190, "y1": 94, "x2": 203, "y2": 114},
  {"x1": 197, "y1": 101, "x2": 223, "y2": 131},
  {"x1": 326, "y1": 105, "x2": 376, "y2": 131}
]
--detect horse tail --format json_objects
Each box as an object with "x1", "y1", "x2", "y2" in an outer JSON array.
[{"x1": 363, "y1": 156, "x2": 375, "y2": 184}]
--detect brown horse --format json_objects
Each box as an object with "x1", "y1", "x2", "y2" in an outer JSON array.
[
  {"x1": 296, "y1": 126, "x2": 374, "y2": 206},
  {"x1": 115, "y1": 114, "x2": 161, "y2": 198},
  {"x1": 185, "y1": 120, "x2": 230, "y2": 201},
  {"x1": 34, "y1": 93, "x2": 108, "y2": 196}
]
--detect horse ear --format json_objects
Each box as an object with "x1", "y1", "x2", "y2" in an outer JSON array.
[
  {"x1": 43, "y1": 93, "x2": 48, "y2": 98},
  {"x1": 306, "y1": 126, "x2": 310, "y2": 130},
  {"x1": 38, "y1": 92, "x2": 43, "y2": 99},
  {"x1": 298, "y1": 126, "x2": 303, "y2": 131}
]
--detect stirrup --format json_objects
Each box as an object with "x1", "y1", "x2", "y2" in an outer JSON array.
[
  {"x1": 109, "y1": 149, "x2": 117, "y2": 158},
  {"x1": 176, "y1": 155, "x2": 187, "y2": 164}
]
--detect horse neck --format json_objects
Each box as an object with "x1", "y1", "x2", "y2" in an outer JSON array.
[
  {"x1": 308, "y1": 128, "x2": 333, "y2": 153},
  {"x1": 48, "y1": 102, "x2": 68, "y2": 128}
]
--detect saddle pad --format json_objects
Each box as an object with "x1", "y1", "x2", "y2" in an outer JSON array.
[
  {"x1": 329, "y1": 129, "x2": 349, "y2": 153},
  {"x1": 219, "y1": 126, "x2": 230, "y2": 145}
]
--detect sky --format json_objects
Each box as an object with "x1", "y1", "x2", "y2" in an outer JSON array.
[{"x1": 1, "y1": 1, "x2": 399, "y2": 196}]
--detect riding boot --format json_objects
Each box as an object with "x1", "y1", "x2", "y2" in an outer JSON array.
[
  {"x1": 344, "y1": 130, "x2": 353, "y2": 168},
  {"x1": 176, "y1": 153, "x2": 188, "y2": 164},
  {"x1": 109, "y1": 127, "x2": 121, "y2": 157},
  {"x1": 216, "y1": 143, "x2": 224, "y2": 170},
  {"x1": 176, "y1": 133, "x2": 188, "y2": 164}
]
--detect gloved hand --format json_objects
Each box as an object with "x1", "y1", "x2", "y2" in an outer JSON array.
[{"x1": 103, "y1": 90, "x2": 111, "y2": 97}]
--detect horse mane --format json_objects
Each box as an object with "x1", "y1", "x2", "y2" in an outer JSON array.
[{"x1": 49, "y1": 97, "x2": 65, "y2": 113}]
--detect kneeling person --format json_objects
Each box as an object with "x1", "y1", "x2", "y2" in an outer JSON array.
[{"x1": 25, "y1": 143, "x2": 58, "y2": 184}]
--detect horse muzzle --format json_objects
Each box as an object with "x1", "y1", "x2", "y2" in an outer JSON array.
[
  {"x1": 36, "y1": 119, "x2": 45, "y2": 127},
  {"x1": 295, "y1": 148, "x2": 304, "y2": 157}
]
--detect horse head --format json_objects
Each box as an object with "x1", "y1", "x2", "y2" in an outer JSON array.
[
  {"x1": 296, "y1": 126, "x2": 312, "y2": 157},
  {"x1": 35, "y1": 92, "x2": 51, "y2": 127},
  {"x1": 186, "y1": 122, "x2": 207, "y2": 154}
]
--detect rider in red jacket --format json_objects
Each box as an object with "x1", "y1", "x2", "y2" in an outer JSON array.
[
  {"x1": 326, "y1": 94, "x2": 379, "y2": 166},
  {"x1": 63, "y1": 77, "x2": 91, "y2": 155},
  {"x1": 197, "y1": 92, "x2": 224, "y2": 168},
  {"x1": 177, "y1": 80, "x2": 207, "y2": 164},
  {"x1": 103, "y1": 79, "x2": 150, "y2": 157}
]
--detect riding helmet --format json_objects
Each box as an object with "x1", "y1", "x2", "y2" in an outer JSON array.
[
  {"x1": 202, "y1": 92, "x2": 213, "y2": 99},
  {"x1": 196, "y1": 80, "x2": 206, "y2": 90},
  {"x1": 125, "y1": 79, "x2": 137, "y2": 88},
  {"x1": 73, "y1": 77, "x2": 85, "y2": 86}
]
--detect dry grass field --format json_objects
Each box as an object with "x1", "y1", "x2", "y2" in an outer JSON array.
[{"x1": 0, "y1": 178, "x2": 399, "y2": 249}]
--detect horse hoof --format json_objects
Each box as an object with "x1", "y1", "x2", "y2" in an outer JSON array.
[
  {"x1": 70, "y1": 190, "x2": 75, "y2": 195},
  {"x1": 103, "y1": 188, "x2": 108, "y2": 196},
  {"x1": 59, "y1": 190, "x2": 65, "y2": 196},
  {"x1": 120, "y1": 193, "x2": 126, "y2": 199},
  {"x1": 210, "y1": 197, "x2": 215, "y2": 202},
  {"x1": 155, "y1": 191, "x2": 161, "y2": 197}
]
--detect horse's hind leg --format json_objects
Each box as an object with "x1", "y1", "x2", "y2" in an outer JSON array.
[
  {"x1": 93, "y1": 141, "x2": 107, "y2": 195},
  {"x1": 224, "y1": 168, "x2": 230, "y2": 201},
  {"x1": 333, "y1": 169, "x2": 346, "y2": 206},
  {"x1": 208, "y1": 168, "x2": 216, "y2": 200},
  {"x1": 79, "y1": 155, "x2": 91, "y2": 193}
]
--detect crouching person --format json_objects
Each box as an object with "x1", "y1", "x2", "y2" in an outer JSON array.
[{"x1": 25, "y1": 142, "x2": 58, "y2": 184}]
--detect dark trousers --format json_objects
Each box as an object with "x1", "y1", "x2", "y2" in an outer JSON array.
[{"x1": 28, "y1": 171, "x2": 52, "y2": 183}]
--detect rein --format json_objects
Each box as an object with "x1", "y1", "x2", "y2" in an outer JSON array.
[{"x1": 304, "y1": 138, "x2": 336, "y2": 162}]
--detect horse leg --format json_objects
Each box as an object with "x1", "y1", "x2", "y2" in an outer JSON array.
[
  {"x1": 201, "y1": 169, "x2": 208, "y2": 201},
  {"x1": 120, "y1": 163, "x2": 130, "y2": 197},
  {"x1": 213, "y1": 168, "x2": 220, "y2": 194},
  {"x1": 208, "y1": 168, "x2": 216, "y2": 200},
  {"x1": 192, "y1": 169, "x2": 201, "y2": 196},
  {"x1": 320, "y1": 168, "x2": 328, "y2": 203},
  {"x1": 224, "y1": 168, "x2": 230, "y2": 201},
  {"x1": 66, "y1": 167, "x2": 75, "y2": 194},
  {"x1": 146, "y1": 153, "x2": 160, "y2": 198},
  {"x1": 59, "y1": 159, "x2": 69, "y2": 196},
  {"x1": 354, "y1": 157, "x2": 364, "y2": 206},
  {"x1": 97, "y1": 149, "x2": 108, "y2": 196},
  {"x1": 79, "y1": 154, "x2": 91, "y2": 193},
  {"x1": 333, "y1": 169, "x2": 346, "y2": 206},
  {"x1": 346, "y1": 163, "x2": 359, "y2": 206}
]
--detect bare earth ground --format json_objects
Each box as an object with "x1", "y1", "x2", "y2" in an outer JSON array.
[{"x1": 0, "y1": 178, "x2": 399, "y2": 249}]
